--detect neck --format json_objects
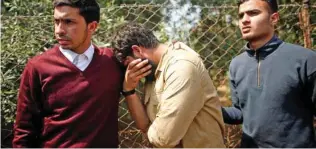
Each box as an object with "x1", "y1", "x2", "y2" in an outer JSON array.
[
  {"x1": 249, "y1": 33, "x2": 274, "y2": 50},
  {"x1": 151, "y1": 44, "x2": 168, "y2": 65},
  {"x1": 73, "y1": 41, "x2": 91, "y2": 54},
  {"x1": 72, "y1": 30, "x2": 92, "y2": 54}
]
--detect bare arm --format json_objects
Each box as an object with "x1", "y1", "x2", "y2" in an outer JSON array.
[
  {"x1": 123, "y1": 59, "x2": 152, "y2": 132},
  {"x1": 125, "y1": 94, "x2": 149, "y2": 132}
]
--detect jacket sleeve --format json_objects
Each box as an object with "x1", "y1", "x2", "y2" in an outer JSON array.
[
  {"x1": 12, "y1": 61, "x2": 43, "y2": 147},
  {"x1": 222, "y1": 64, "x2": 243, "y2": 124},
  {"x1": 147, "y1": 60, "x2": 205, "y2": 148},
  {"x1": 305, "y1": 52, "x2": 316, "y2": 116}
]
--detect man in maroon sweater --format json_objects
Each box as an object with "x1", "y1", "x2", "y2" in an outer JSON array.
[{"x1": 12, "y1": 0, "x2": 123, "y2": 147}]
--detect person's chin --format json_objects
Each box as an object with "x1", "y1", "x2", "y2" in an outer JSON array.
[
  {"x1": 60, "y1": 45, "x2": 72, "y2": 49},
  {"x1": 242, "y1": 34, "x2": 254, "y2": 41}
]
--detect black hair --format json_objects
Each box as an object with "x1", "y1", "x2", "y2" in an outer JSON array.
[
  {"x1": 53, "y1": 0, "x2": 100, "y2": 23},
  {"x1": 238, "y1": 0, "x2": 278, "y2": 13},
  {"x1": 112, "y1": 23, "x2": 160, "y2": 63}
]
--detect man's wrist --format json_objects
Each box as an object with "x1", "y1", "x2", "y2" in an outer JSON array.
[{"x1": 121, "y1": 89, "x2": 136, "y2": 97}]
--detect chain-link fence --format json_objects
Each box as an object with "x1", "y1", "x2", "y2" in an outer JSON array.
[{"x1": 1, "y1": 0, "x2": 315, "y2": 148}]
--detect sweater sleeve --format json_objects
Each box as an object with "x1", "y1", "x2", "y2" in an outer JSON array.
[
  {"x1": 222, "y1": 64, "x2": 243, "y2": 124},
  {"x1": 13, "y1": 60, "x2": 43, "y2": 147}
]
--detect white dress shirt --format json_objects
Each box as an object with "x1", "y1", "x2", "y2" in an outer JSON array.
[{"x1": 59, "y1": 44, "x2": 94, "y2": 71}]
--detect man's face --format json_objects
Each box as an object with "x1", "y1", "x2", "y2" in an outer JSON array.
[
  {"x1": 54, "y1": 6, "x2": 89, "y2": 52},
  {"x1": 238, "y1": 0, "x2": 275, "y2": 42}
]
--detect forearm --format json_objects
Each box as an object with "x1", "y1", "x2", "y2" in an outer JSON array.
[
  {"x1": 125, "y1": 94, "x2": 150, "y2": 133},
  {"x1": 226, "y1": 69, "x2": 243, "y2": 124}
]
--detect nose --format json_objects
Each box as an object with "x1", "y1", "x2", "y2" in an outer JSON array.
[
  {"x1": 55, "y1": 22, "x2": 66, "y2": 35},
  {"x1": 241, "y1": 14, "x2": 250, "y2": 24}
]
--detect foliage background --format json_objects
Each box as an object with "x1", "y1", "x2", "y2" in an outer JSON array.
[{"x1": 1, "y1": 0, "x2": 315, "y2": 147}]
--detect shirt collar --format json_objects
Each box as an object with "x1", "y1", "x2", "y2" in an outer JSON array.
[
  {"x1": 83, "y1": 44, "x2": 94, "y2": 60},
  {"x1": 59, "y1": 44, "x2": 94, "y2": 62},
  {"x1": 244, "y1": 35, "x2": 283, "y2": 57},
  {"x1": 155, "y1": 42, "x2": 173, "y2": 75}
]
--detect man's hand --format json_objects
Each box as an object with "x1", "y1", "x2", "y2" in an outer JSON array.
[
  {"x1": 124, "y1": 58, "x2": 152, "y2": 91},
  {"x1": 123, "y1": 59, "x2": 152, "y2": 133}
]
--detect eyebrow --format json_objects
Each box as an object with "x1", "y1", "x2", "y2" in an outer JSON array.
[{"x1": 239, "y1": 9, "x2": 261, "y2": 15}]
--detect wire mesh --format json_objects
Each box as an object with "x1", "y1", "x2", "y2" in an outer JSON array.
[{"x1": 1, "y1": 1, "x2": 315, "y2": 148}]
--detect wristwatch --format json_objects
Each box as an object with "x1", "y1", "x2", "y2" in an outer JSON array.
[{"x1": 121, "y1": 89, "x2": 136, "y2": 97}]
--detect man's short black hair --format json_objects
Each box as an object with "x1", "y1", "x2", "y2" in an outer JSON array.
[
  {"x1": 53, "y1": 0, "x2": 100, "y2": 23},
  {"x1": 112, "y1": 23, "x2": 160, "y2": 63},
  {"x1": 238, "y1": 0, "x2": 278, "y2": 13}
]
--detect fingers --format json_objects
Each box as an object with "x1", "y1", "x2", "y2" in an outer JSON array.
[
  {"x1": 136, "y1": 69, "x2": 152, "y2": 80},
  {"x1": 126, "y1": 58, "x2": 154, "y2": 83},
  {"x1": 128, "y1": 59, "x2": 150, "y2": 73},
  {"x1": 131, "y1": 64, "x2": 152, "y2": 78},
  {"x1": 127, "y1": 58, "x2": 142, "y2": 69}
]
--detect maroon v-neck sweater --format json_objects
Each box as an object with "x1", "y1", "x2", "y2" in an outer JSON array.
[{"x1": 13, "y1": 45, "x2": 123, "y2": 148}]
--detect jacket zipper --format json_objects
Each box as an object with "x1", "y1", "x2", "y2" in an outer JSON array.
[{"x1": 255, "y1": 50, "x2": 261, "y2": 87}]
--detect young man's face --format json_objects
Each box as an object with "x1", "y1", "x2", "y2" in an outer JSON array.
[
  {"x1": 54, "y1": 6, "x2": 91, "y2": 52},
  {"x1": 238, "y1": 0, "x2": 276, "y2": 42}
]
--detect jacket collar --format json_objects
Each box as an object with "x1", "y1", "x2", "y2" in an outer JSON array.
[{"x1": 244, "y1": 35, "x2": 283, "y2": 58}]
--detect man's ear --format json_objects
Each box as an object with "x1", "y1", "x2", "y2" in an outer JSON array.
[
  {"x1": 131, "y1": 45, "x2": 142, "y2": 56},
  {"x1": 270, "y1": 12, "x2": 279, "y2": 26},
  {"x1": 87, "y1": 21, "x2": 98, "y2": 33}
]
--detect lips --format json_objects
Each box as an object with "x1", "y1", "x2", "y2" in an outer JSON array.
[
  {"x1": 241, "y1": 26, "x2": 251, "y2": 33},
  {"x1": 57, "y1": 39, "x2": 70, "y2": 45}
]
